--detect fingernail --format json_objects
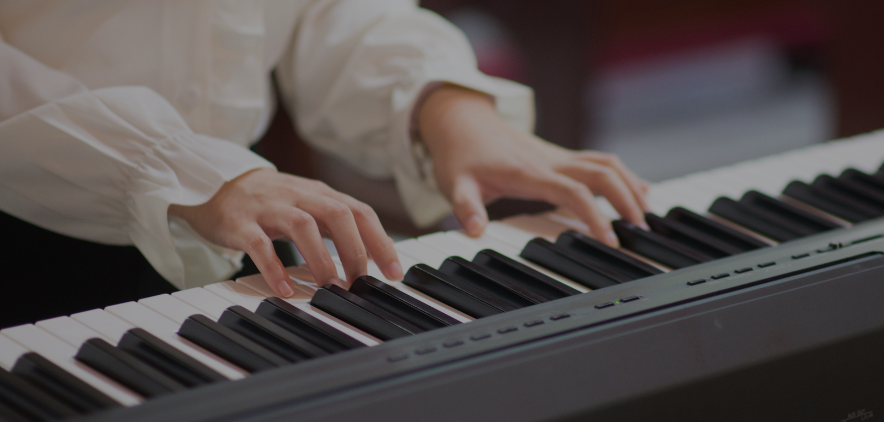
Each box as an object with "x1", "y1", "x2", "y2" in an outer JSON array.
[
  {"x1": 639, "y1": 221, "x2": 650, "y2": 231},
  {"x1": 465, "y1": 214, "x2": 485, "y2": 236},
  {"x1": 606, "y1": 231, "x2": 620, "y2": 247},
  {"x1": 387, "y1": 261, "x2": 403, "y2": 280},
  {"x1": 277, "y1": 280, "x2": 294, "y2": 297}
]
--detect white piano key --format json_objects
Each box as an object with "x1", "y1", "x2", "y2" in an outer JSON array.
[
  {"x1": 139, "y1": 294, "x2": 205, "y2": 325},
  {"x1": 172, "y1": 287, "x2": 235, "y2": 321},
  {"x1": 0, "y1": 333, "x2": 29, "y2": 370},
  {"x1": 394, "y1": 239, "x2": 448, "y2": 268},
  {"x1": 105, "y1": 302, "x2": 178, "y2": 333},
  {"x1": 236, "y1": 267, "x2": 314, "y2": 303},
  {"x1": 2, "y1": 324, "x2": 143, "y2": 406},
  {"x1": 366, "y1": 255, "x2": 420, "y2": 282},
  {"x1": 445, "y1": 230, "x2": 522, "y2": 257},
  {"x1": 36, "y1": 317, "x2": 107, "y2": 347},
  {"x1": 203, "y1": 280, "x2": 266, "y2": 312},
  {"x1": 417, "y1": 232, "x2": 481, "y2": 260},
  {"x1": 290, "y1": 303, "x2": 381, "y2": 347},
  {"x1": 102, "y1": 302, "x2": 247, "y2": 380},
  {"x1": 71, "y1": 309, "x2": 134, "y2": 344}
]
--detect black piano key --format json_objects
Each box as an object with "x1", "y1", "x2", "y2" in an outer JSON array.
[
  {"x1": 255, "y1": 298, "x2": 365, "y2": 353},
  {"x1": 472, "y1": 249, "x2": 580, "y2": 300},
  {"x1": 0, "y1": 399, "x2": 30, "y2": 422},
  {"x1": 117, "y1": 328, "x2": 227, "y2": 388},
  {"x1": 348, "y1": 276, "x2": 461, "y2": 331},
  {"x1": 0, "y1": 367, "x2": 79, "y2": 420},
  {"x1": 311, "y1": 285, "x2": 424, "y2": 341},
  {"x1": 555, "y1": 230, "x2": 663, "y2": 279},
  {"x1": 12, "y1": 352, "x2": 118, "y2": 413},
  {"x1": 783, "y1": 181, "x2": 872, "y2": 223},
  {"x1": 710, "y1": 197, "x2": 801, "y2": 241},
  {"x1": 813, "y1": 175, "x2": 884, "y2": 213},
  {"x1": 178, "y1": 315, "x2": 288, "y2": 373},
  {"x1": 520, "y1": 238, "x2": 623, "y2": 289},
  {"x1": 218, "y1": 306, "x2": 328, "y2": 363},
  {"x1": 75, "y1": 338, "x2": 186, "y2": 398},
  {"x1": 742, "y1": 191, "x2": 840, "y2": 233},
  {"x1": 613, "y1": 220, "x2": 713, "y2": 269},
  {"x1": 645, "y1": 213, "x2": 740, "y2": 258},
  {"x1": 403, "y1": 264, "x2": 514, "y2": 318},
  {"x1": 665, "y1": 207, "x2": 768, "y2": 252},
  {"x1": 840, "y1": 168, "x2": 884, "y2": 197},
  {"x1": 439, "y1": 256, "x2": 548, "y2": 308}
]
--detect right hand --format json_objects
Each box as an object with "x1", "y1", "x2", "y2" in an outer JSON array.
[{"x1": 168, "y1": 168, "x2": 403, "y2": 297}]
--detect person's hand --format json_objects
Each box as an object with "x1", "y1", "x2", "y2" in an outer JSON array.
[
  {"x1": 418, "y1": 85, "x2": 650, "y2": 247},
  {"x1": 168, "y1": 169, "x2": 403, "y2": 297}
]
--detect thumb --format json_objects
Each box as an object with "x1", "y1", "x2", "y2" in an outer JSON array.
[{"x1": 451, "y1": 176, "x2": 488, "y2": 237}]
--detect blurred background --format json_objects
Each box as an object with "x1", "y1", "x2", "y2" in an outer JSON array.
[{"x1": 259, "y1": 0, "x2": 884, "y2": 239}]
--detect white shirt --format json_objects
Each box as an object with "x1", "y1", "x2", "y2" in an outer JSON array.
[{"x1": 0, "y1": 0, "x2": 534, "y2": 289}]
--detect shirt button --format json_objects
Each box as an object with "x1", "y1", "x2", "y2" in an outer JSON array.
[{"x1": 179, "y1": 85, "x2": 202, "y2": 108}]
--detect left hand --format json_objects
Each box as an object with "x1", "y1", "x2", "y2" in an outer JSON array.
[{"x1": 418, "y1": 85, "x2": 650, "y2": 248}]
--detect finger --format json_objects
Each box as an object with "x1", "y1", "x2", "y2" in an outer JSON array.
[
  {"x1": 262, "y1": 206, "x2": 342, "y2": 288},
  {"x1": 237, "y1": 225, "x2": 295, "y2": 297},
  {"x1": 580, "y1": 152, "x2": 650, "y2": 211},
  {"x1": 298, "y1": 196, "x2": 368, "y2": 284},
  {"x1": 561, "y1": 162, "x2": 648, "y2": 230},
  {"x1": 506, "y1": 170, "x2": 619, "y2": 247},
  {"x1": 450, "y1": 175, "x2": 488, "y2": 237},
  {"x1": 334, "y1": 196, "x2": 403, "y2": 281}
]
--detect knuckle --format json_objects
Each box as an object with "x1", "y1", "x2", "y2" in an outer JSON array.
[
  {"x1": 350, "y1": 201, "x2": 375, "y2": 220},
  {"x1": 288, "y1": 210, "x2": 316, "y2": 232},
  {"x1": 245, "y1": 234, "x2": 271, "y2": 253},
  {"x1": 324, "y1": 200, "x2": 352, "y2": 220}
]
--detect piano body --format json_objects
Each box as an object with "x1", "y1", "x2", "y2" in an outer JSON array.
[{"x1": 2, "y1": 133, "x2": 884, "y2": 421}]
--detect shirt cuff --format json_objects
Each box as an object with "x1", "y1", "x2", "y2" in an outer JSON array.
[{"x1": 391, "y1": 72, "x2": 535, "y2": 228}]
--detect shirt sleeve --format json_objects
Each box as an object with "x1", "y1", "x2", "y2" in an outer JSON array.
[
  {"x1": 0, "y1": 38, "x2": 275, "y2": 289},
  {"x1": 275, "y1": 0, "x2": 535, "y2": 228}
]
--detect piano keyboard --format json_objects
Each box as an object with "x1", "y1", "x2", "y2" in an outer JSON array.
[{"x1": 2, "y1": 132, "x2": 884, "y2": 421}]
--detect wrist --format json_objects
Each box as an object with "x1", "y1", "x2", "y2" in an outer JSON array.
[{"x1": 417, "y1": 84, "x2": 495, "y2": 153}]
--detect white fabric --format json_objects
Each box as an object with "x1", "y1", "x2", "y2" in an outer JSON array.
[{"x1": 0, "y1": 0, "x2": 534, "y2": 289}]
